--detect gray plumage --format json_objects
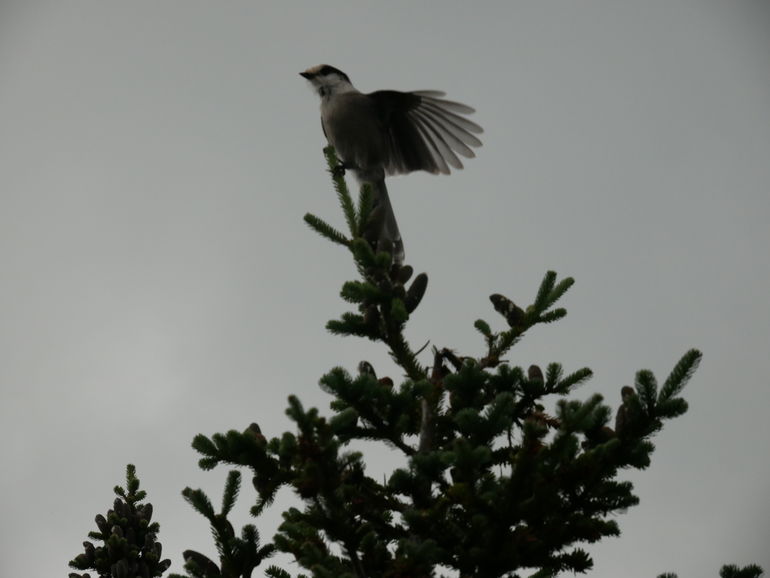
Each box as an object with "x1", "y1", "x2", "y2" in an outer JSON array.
[{"x1": 301, "y1": 64, "x2": 482, "y2": 264}]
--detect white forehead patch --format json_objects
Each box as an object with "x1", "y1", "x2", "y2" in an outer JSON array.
[{"x1": 303, "y1": 64, "x2": 326, "y2": 76}]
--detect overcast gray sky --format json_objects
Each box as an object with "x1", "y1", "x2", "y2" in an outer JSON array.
[{"x1": 1, "y1": 2, "x2": 769, "y2": 577}]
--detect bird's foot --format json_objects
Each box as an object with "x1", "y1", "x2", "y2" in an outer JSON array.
[{"x1": 331, "y1": 163, "x2": 347, "y2": 178}]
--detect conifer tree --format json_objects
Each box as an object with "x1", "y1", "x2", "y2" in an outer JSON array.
[
  {"x1": 68, "y1": 464, "x2": 171, "y2": 578},
  {"x1": 659, "y1": 565, "x2": 764, "y2": 578},
  {"x1": 68, "y1": 149, "x2": 762, "y2": 577},
  {"x1": 165, "y1": 148, "x2": 718, "y2": 578}
]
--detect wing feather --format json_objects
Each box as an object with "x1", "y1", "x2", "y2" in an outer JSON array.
[
  {"x1": 420, "y1": 101, "x2": 484, "y2": 138},
  {"x1": 415, "y1": 107, "x2": 477, "y2": 158},
  {"x1": 410, "y1": 113, "x2": 462, "y2": 175},
  {"x1": 413, "y1": 91, "x2": 477, "y2": 115},
  {"x1": 369, "y1": 88, "x2": 482, "y2": 176}
]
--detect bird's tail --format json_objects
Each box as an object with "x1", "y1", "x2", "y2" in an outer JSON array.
[{"x1": 367, "y1": 179, "x2": 404, "y2": 265}]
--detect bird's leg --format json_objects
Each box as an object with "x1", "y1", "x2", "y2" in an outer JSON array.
[
  {"x1": 331, "y1": 160, "x2": 351, "y2": 178},
  {"x1": 331, "y1": 164, "x2": 346, "y2": 178}
]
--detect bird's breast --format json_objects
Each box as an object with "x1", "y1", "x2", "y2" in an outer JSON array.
[{"x1": 321, "y1": 94, "x2": 388, "y2": 175}]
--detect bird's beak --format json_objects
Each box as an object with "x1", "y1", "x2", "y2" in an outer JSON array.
[{"x1": 299, "y1": 71, "x2": 313, "y2": 79}]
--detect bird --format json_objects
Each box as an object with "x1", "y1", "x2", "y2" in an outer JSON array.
[{"x1": 300, "y1": 64, "x2": 483, "y2": 265}]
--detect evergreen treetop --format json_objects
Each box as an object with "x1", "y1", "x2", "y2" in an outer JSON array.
[{"x1": 68, "y1": 149, "x2": 761, "y2": 578}]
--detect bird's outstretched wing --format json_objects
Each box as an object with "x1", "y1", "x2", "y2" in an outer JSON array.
[{"x1": 369, "y1": 90, "x2": 483, "y2": 176}]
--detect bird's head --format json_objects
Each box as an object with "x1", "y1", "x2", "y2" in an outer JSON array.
[{"x1": 300, "y1": 64, "x2": 355, "y2": 97}]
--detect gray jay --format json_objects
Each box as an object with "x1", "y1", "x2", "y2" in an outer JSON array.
[{"x1": 300, "y1": 64, "x2": 482, "y2": 264}]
